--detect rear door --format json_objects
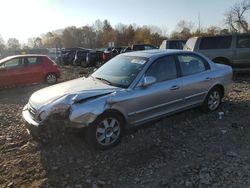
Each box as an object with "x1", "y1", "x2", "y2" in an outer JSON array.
[
  {"x1": 176, "y1": 53, "x2": 213, "y2": 107},
  {"x1": 234, "y1": 34, "x2": 250, "y2": 68},
  {"x1": 23, "y1": 56, "x2": 44, "y2": 84}
]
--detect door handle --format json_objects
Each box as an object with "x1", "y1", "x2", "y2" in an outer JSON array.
[
  {"x1": 170, "y1": 85, "x2": 180, "y2": 90},
  {"x1": 204, "y1": 77, "x2": 211, "y2": 81}
]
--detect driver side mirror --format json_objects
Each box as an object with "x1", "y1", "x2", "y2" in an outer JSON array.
[{"x1": 140, "y1": 76, "x2": 156, "y2": 87}]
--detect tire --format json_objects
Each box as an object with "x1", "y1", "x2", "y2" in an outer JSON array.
[
  {"x1": 85, "y1": 112, "x2": 124, "y2": 150},
  {"x1": 46, "y1": 73, "x2": 57, "y2": 85},
  {"x1": 201, "y1": 87, "x2": 222, "y2": 112},
  {"x1": 81, "y1": 61, "x2": 89, "y2": 68},
  {"x1": 213, "y1": 58, "x2": 230, "y2": 66}
]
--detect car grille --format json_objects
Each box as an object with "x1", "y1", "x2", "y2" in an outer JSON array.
[{"x1": 28, "y1": 104, "x2": 37, "y2": 119}]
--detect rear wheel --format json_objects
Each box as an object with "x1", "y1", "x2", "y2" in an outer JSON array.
[
  {"x1": 81, "y1": 61, "x2": 89, "y2": 68},
  {"x1": 201, "y1": 87, "x2": 222, "y2": 112},
  {"x1": 212, "y1": 58, "x2": 230, "y2": 66},
  {"x1": 85, "y1": 112, "x2": 124, "y2": 150},
  {"x1": 46, "y1": 73, "x2": 57, "y2": 84}
]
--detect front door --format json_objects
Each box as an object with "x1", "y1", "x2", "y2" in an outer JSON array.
[
  {"x1": 0, "y1": 57, "x2": 24, "y2": 87},
  {"x1": 124, "y1": 55, "x2": 184, "y2": 126}
]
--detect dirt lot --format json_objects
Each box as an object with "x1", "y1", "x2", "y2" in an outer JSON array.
[{"x1": 1, "y1": 67, "x2": 250, "y2": 188}]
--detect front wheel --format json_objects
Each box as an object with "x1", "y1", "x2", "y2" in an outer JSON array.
[
  {"x1": 45, "y1": 73, "x2": 57, "y2": 85},
  {"x1": 201, "y1": 88, "x2": 222, "y2": 112},
  {"x1": 85, "y1": 113, "x2": 124, "y2": 150}
]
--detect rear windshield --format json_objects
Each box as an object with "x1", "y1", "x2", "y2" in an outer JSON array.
[{"x1": 199, "y1": 36, "x2": 232, "y2": 50}]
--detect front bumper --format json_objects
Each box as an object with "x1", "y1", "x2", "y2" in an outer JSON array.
[
  {"x1": 22, "y1": 105, "x2": 90, "y2": 138},
  {"x1": 22, "y1": 106, "x2": 44, "y2": 137}
]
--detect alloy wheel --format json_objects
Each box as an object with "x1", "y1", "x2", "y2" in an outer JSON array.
[
  {"x1": 46, "y1": 74, "x2": 57, "y2": 84},
  {"x1": 95, "y1": 117, "x2": 121, "y2": 146},
  {"x1": 208, "y1": 90, "x2": 220, "y2": 111}
]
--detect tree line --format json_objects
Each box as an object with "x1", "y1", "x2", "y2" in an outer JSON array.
[{"x1": 0, "y1": 0, "x2": 249, "y2": 52}]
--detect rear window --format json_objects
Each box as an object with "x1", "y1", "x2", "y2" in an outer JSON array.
[
  {"x1": 169, "y1": 41, "x2": 180, "y2": 49},
  {"x1": 169, "y1": 41, "x2": 186, "y2": 49},
  {"x1": 236, "y1": 35, "x2": 250, "y2": 48},
  {"x1": 177, "y1": 54, "x2": 209, "y2": 76},
  {"x1": 199, "y1": 36, "x2": 232, "y2": 50},
  {"x1": 133, "y1": 45, "x2": 144, "y2": 51},
  {"x1": 27, "y1": 57, "x2": 41, "y2": 65}
]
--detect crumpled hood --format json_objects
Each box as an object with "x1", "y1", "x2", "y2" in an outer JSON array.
[{"x1": 29, "y1": 77, "x2": 119, "y2": 109}]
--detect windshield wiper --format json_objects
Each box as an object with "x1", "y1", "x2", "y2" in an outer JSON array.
[{"x1": 94, "y1": 77, "x2": 112, "y2": 85}]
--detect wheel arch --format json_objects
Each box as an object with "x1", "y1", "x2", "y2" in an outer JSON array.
[
  {"x1": 212, "y1": 57, "x2": 231, "y2": 66},
  {"x1": 208, "y1": 84, "x2": 225, "y2": 98},
  {"x1": 101, "y1": 109, "x2": 127, "y2": 127}
]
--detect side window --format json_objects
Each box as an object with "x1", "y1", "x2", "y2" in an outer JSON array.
[
  {"x1": 178, "y1": 54, "x2": 209, "y2": 76},
  {"x1": 169, "y1": 41, "x2": 179, "y2": 49},
  {"x1": 199, "y1": 36, "x2": 232, "y2": 49},
  {"x1": 236, "y1": 35, "x2": 250, "y2": 48},
  {"x1": 4, "y1": 58, "x2": 22, "y2": 69},
  {"x1": 26, "y1": 57, "x2": 41, "y2": 65},
  {"x1": 146, "y1": 56, "x2": 177, "y2": 82}
]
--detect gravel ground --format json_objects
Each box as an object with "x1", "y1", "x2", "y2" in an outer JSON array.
[{"x1": 1, "y1": 68, "x2": 250, "y2": 188}]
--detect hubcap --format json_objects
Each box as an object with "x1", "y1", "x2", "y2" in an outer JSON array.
[
  {"x1": 47, "y1": 74, "x2": 56, "y2": 84},
  {"x1": 208, "y1": 91, "x2": 220, "y2": 111},
  {"x1": 96, "y1": 117, "x2": 120, "y2": 146}
]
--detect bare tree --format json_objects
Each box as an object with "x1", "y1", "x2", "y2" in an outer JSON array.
[
  {"x1": 206, "y1": 26, "x2": 222, "y2": 36},
  {"x1": 7, "y1": 38, "x2": 20, "y2": 50},
  {"x1": 34, "y1": 37, "x2": 42, "y2": 48},
  {"x1": 27, "y1": 37, "x2": 36, "y2": 48},
  {"x1": 0, "y1": 35, "x2": 5, "y2": 52},
  {"x1": 225, "y1": 0, "x2": 250, "y2": 33},
  {"x1": 171, "y1": 20, "x2": 194, "y2": 39}
]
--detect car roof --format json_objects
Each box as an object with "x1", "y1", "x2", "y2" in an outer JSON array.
[
  {"x1": 120, "y1": 49, "x2": 191, "y2": 58},
  {"x1": 0, "y1": 54, "x2": 47, "y2": 64}
]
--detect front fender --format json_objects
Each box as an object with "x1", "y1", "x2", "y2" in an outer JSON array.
[{"x1": 69, "y1": 100, "x2": 107, "y2": 127}]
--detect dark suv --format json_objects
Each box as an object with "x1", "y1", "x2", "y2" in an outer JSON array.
[
  {"x1": 160, "y1": 39, "x2": 186, "y2": 49},
  {"x1": 73, "y1": 48, "x2": 92, "y2": 67},
  {"x1": 122, "y1": 44, "x2": 158, "y2": 53},
  {"x1": 184, "y1": 34, "x2": 250, "y2": 71}
]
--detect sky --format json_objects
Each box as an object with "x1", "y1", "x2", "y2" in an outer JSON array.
[{"x1": 0, "y1": 0, "x2": 248, "y2": 43}]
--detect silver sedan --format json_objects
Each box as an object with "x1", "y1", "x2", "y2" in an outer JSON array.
[{"x1": 22, "y1": 50, "x2": 232, "y2": 149}]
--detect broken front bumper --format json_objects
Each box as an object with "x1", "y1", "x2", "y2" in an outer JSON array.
[
  {"x1": 22, "y1": 105, "x2": 44, "y2": 137},
  {"x1": 22, "y1": 104, "x2": 91, "y2": 138}
]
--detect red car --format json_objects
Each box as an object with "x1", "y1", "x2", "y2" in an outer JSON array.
[{"x1": 0, "y1": 55, "x2": 60, "y2": 88}]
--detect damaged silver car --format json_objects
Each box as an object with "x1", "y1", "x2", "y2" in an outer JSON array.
[{"x1": 22, "y1": 50, "x2": 232, "y2": 149}]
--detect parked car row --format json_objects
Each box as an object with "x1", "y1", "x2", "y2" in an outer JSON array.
[{"x1": 61, "y1": 44, "x2": 159, "y2": 67}]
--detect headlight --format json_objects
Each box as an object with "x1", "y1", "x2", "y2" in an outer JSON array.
[{"x1": 38, "y1": 111, "x2": 47, "y2": 121}]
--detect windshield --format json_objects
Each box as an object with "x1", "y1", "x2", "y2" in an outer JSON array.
[{"x1": 92, "y1": 55, "x2": 147, "y2": 88}]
